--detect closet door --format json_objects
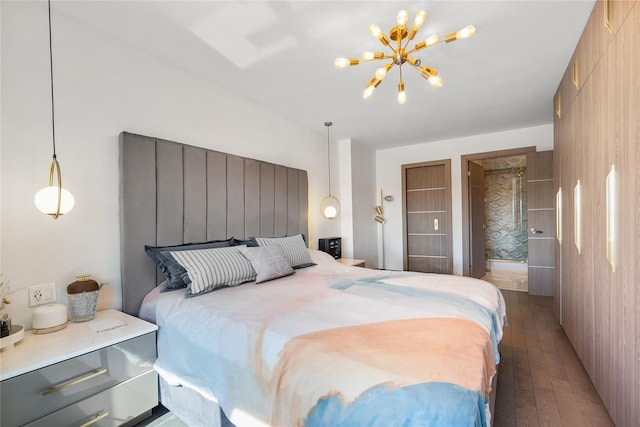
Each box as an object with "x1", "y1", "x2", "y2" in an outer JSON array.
[{"x1": 402, "y1": 160, "x2": 453, "y2": 274}]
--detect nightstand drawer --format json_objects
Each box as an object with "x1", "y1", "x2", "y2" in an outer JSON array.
[
  {"x1": 1, "y1": 332, "x2": 155, "y2": 427},
  {"x1": 24, "y1": 370, "x2": 158, "y2": 427}
]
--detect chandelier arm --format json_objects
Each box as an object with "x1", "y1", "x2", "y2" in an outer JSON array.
[
  {"x1": 408, "y1": 62, "x2": 436, "y2": 79},
  {"x1": 403, "y1": 31, "x2": 414, "y2": 51},
  {"x1": 377, "y1": 39, "x2": 396, "y2": 55},
  {"x1": 407, "y1": 39, "x2": 443, "y2": 55},
  {"x1": 362, "y1": 56, "x2": 393, "y2": 62}
]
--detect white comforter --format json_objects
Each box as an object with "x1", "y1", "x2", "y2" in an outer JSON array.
[{"x1": 141, "y1": 250, "x2": 507, "y2": 427}]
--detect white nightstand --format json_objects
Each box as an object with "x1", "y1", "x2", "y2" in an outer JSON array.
[
  {"x1": 338, "y1": 258, "x2": 366, "y2": 267},
  {"x1": 0, "y1": 309, "x2": 158, "y2": 427}
]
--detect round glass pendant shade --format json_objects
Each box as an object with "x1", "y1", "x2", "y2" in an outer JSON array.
[
  {"x1": 34, "y1": 186, "x2": 75, "y2": 216},
  {"x1": 320, "y1": 195, "x2": 341, "y2": 220}
]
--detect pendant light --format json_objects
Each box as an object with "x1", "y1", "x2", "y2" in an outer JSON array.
[
  {"x1": 320, "y1": 122, "x2": 340, "y2": 219},
  {"x1": 34, "y1": 0, "x2": 74, "y2": 218}
]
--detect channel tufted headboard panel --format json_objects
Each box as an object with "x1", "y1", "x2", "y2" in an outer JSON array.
[{"x1": 119, "y1": 132, "x2": 309, "y2": 315}]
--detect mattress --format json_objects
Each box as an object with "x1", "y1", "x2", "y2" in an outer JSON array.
[{"x1": 141, "y1": 249, "x2": 507, "y2": 426}]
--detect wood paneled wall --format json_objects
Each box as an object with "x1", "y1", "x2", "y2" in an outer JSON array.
[{"x1": 553, "y1": 1, "x2": 639, "y2": 425}]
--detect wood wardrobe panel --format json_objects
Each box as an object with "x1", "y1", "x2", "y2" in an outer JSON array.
[
  {"x1": 634, "y1": 8, "x2": 640, "y2": 425},
  {"x1": 590, "y1": 40, "x2": 615, "y2": 413},
  {"x1": 608, "y1": 9, "x2": 638, "y2": 423},
  {"x1": 554, "y1": 3, "x2": 640, "y2": 424}
]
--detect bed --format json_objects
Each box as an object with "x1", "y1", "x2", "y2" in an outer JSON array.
[{"x1": 119, "y1": 132, "x2": 506, "y2": 427}]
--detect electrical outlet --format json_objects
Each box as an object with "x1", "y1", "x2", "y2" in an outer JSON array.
[{"x1": 28, "y1": 283, "x2": 56, "y2": 307}]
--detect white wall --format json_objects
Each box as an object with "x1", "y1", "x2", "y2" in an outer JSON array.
[
  {"x1": 376, "y1": 124, "x2": 554, "y2": 273},
  {"x1": 0, "y1": 1, "x2": 339, "y2": 329},
  {"x1": 337, "y1": 139, "x2": 354, "y2": 258},
  {"x1": 349, "y1": 141, "x2": 378, "y2": 267}
]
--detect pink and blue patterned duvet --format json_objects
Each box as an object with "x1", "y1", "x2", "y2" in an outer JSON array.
[{"x1": 144, "y1": 250, "x2": 506, "y2": 427}]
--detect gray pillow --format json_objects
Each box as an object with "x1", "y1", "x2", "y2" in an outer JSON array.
[
  {"x1": 254, "y1": 234, "x2": 315, "y2": 269},
  {"x1": 168, "y1": 245, "x2": 256, "y2": 297},
  {"x1": 145, "y1": 238, "x2": 233, "y2": 291},
  {"x1": 241, "y1": 245, "x2": 295, "y2": 284}
]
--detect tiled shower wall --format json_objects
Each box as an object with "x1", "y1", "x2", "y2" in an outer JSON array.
[{"x1": 481, "y1": 156, "x2": 528, "y2": 261}]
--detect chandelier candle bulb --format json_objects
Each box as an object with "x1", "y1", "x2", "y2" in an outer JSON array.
[
  {"x1": 362, "y1": 51, "x2": 385, "y2": 61},
  {"x1": 397, "y1": 81, "x2": 406, "y2": 104},
  {"x1": 363, "y1": 86, "x2": 375, "y2": 99},
  {"x1": 334, "y1": 58, "x2": 359, "y2": 68},
  {"x1": 397, "y1": 10, "x2": 409, "y2": 26},
  {"x1": 408, "y1": 10, "x2": 427, "y2": 40},
  {"x1": 429, "y1": 75, "x2": 443, "y2": 88},
  {"x1": 375, "y1": 64, "x2": 392, "y2": 80},
  {"x1": 457, "y1": 25, "x2": 476, "y2": 39}
]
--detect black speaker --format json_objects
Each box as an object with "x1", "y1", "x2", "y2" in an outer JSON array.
[{"x1": 318, "y1": 237, "x2": 341, "y2": 259}]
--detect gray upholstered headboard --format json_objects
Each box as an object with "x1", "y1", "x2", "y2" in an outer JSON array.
[{"x1": 119, "y1": 132, "x2": 309, "y2": 315}]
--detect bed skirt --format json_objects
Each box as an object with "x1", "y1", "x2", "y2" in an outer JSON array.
[{"x1": 159, "y1": 374, "x2": 235, "y2": 427}]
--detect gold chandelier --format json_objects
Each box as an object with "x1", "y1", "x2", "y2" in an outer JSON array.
[{"x1": 335, "y1": 9, "x2": 475, "y2": 104}]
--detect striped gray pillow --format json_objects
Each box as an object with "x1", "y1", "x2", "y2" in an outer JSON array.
[
  {"x1": 168, "y1": 245, "x2": 256, "y2": 297},
  {"x1": 254, "y1": 234, "x2": 315, "y2": 269}
]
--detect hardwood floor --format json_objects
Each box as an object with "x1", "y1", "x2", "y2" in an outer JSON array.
[{"x1": 494, "y1": 290, "x2": 614, "y2": 426}]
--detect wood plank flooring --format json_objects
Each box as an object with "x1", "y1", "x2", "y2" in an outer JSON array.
[{"x1": 494, "y1": 290, "x2": 614, "y2": 427}]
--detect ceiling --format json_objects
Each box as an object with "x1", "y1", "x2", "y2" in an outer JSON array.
[{"x1": 55, "y1": 0, "x2": 595, "y2": 149}]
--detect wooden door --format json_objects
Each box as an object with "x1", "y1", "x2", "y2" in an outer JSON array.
[
  {"x1": 527, "y1": 150, "x2": 555, "y2": 296},
  {"x1": 469, "y1": 162, "x2": 486, "y2": 278},
  {"x1": 402, "y1": 160, "x2": 452, "y2": 274}
]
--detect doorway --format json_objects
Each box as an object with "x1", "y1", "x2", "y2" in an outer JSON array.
[{"x1": 461, "y1": 147, "x2": 536, "y2": 284}]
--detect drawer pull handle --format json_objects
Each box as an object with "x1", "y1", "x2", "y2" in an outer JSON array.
[
  {"x1": 42, "y1": 368, "x2": 108, "y2": 395},
  {"x1": 79, "y1": 410, "x2": 109, "y2": 427}
]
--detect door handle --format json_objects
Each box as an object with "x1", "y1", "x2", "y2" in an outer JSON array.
[{"x1": 530, "y1": 228, "x2": 543, "y2": 234}]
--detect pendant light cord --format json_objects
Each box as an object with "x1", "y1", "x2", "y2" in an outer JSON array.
[
  {"x1": 48, "y1": 0, "x2": 57, "y2": 158},
  {"x1": 324, "y1": 122, "x2": 332, "y2": 196}
]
